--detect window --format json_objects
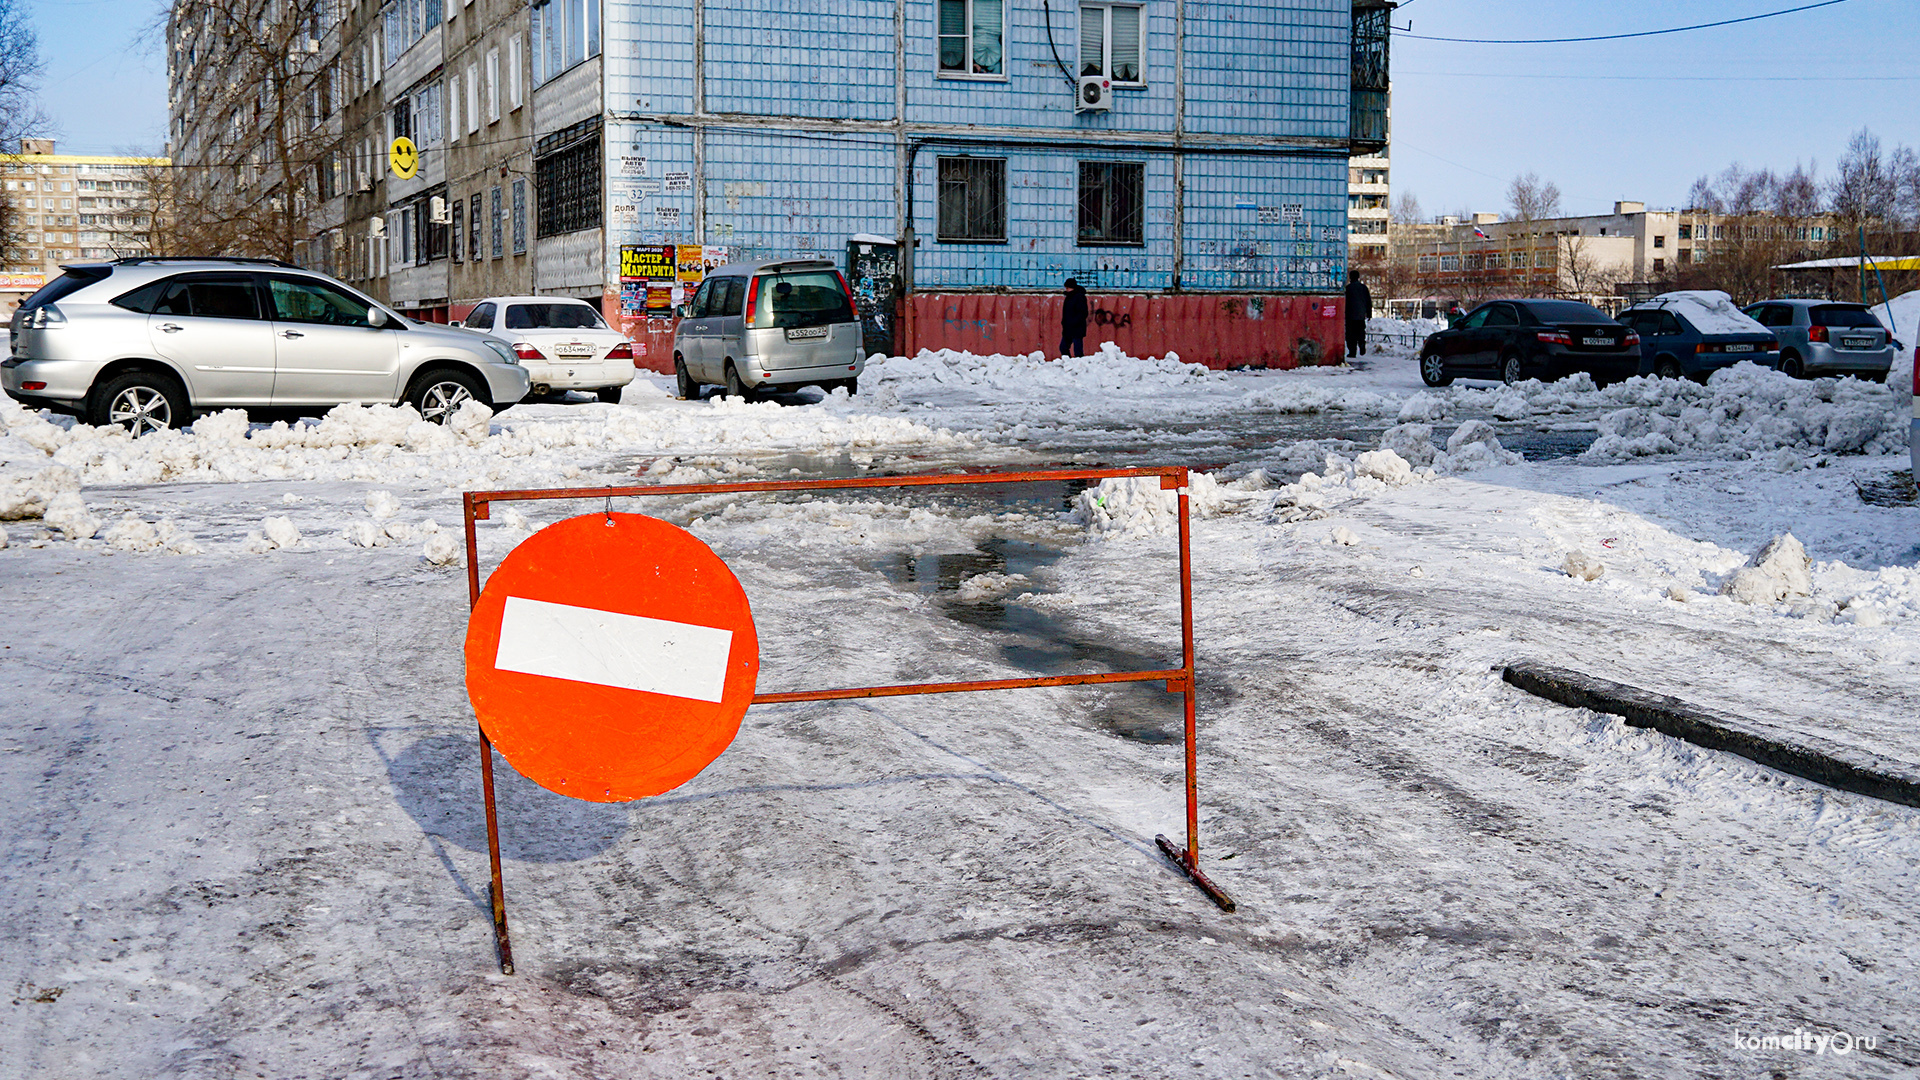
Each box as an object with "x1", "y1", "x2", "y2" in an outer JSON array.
[
  {"x1": 468, "y1": 196, "x2": 482, "y2": 260},
  {"x1": 1076, "y1": 161, "x2": 1143, "y2": 245},
  {"x1": 266, "y1": 276, "x2": 374, "y2": 326},
  {"x1": 1678, "y1": 248, "x2": 1691, "y2": 265},
  {"x1": 512, "y1": 179, "x2": 527, "y2": 253},
  {"x1": 938, "y1": 0, "x2": 1003, "y2": 76},
  {"x1": 468, "y1": 301, "x2": 496, "y2": 329},
  {"x1": 448, "y1": 72, "x2": 460, "y2": 138},
  {"x1": 465, "y1": 65, "x2": 480, "y2": 133},
  {"x1": 1439, "y1": 254, "x2": 1460, "y2": 271},
  {"x1": 936, "y1": 156, "x2": 1005, "y2": 242},
  {"x1": 452, "y1": 198, "x2": 464, "y2": 261},
  {"x1": 490, "y1": 186, "x2": 503, "y2": 258},
  {"x1": 1079, "y1": 4, "x2": 1143, "y2": 84},
  {"x1": 1677, "y1": 223, "x2": 1691, "y2": 240},
  {"x1": 508, "y1": 35, "x2": 523, "y2": 109},
  {"x1": 383, "y1": 0, "x2": 446, "y2": 63},
  {"x1": 1653, "y1": 234, "x2": 1665, "y2": 248},
  {"x1": 486, "y1": 49, "x2": 501, "y2": 122},
  {"x1": 535, "y1": 125, "x2": 602, "y2": 237},
  {"x1": 1652, "y1": 257, "x2": 1665, "y2": 273},
  {"x1": 531, "y1": 0, "x2": 601, "y2": 86}
]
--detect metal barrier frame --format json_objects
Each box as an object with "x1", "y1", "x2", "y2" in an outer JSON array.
[{"x1": 461, "y1": 466, "x2": 1235, "y2": 975}]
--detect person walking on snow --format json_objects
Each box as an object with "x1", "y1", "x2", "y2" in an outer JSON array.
[
  {"x1": 1059, "y1": 278, "x2": 1088, "y2": 358},
  {"x1": 1344, "y1": 270, "x2": 1372, "y2": 358}
]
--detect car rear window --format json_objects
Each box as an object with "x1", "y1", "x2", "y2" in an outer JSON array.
[
  {"x1": 752, "y1": 270, "x2": 853, "y2": 330},
  {"x1": 504, "y1": 303, "x2": 607, "y2": 330},
  {"x1": 19, "y1": 267, "x2": 110, "y2": 312},
  {"x1": 1524, "y1": 300, "x2": 1612, "y2": 324},
  {"x1": 1809, "y1": 305, "x2": 1882, "y2": 329}
]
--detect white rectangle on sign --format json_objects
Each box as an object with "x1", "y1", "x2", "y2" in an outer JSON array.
[{"x1": 495, "y1": 596, "x2": 733, "y2": 703}]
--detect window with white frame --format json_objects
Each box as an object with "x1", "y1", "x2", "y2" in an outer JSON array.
[
  {"x1": 508, "y1": 35, "x2": 523, "y2": 109},
  {"x1": 531, "y1": 0, "x2": 601, "y2": 86},
  {"x1": 1079, "y1": 3, "x2": 1143, "y2": 84},
  {"x1": 465, "y1": 64, "x2": 480, "y2": 133},
  {"x1": 382, "y1": 0, "x2": 445, "y2": 65},
  {"x1": 938, "y1": 0, "x2": 1003, "y2": 77},
  {"x1": 485, "y1": 49, "x2": 500, "y2": 122},
  {"x1": 448, "y1": 71, "x2": 460, "y2": 138}
]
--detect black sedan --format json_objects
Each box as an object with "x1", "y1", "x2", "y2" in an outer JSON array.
[{"x1": 1419, "y1": 299, "x2": 1642, "y2": 387}]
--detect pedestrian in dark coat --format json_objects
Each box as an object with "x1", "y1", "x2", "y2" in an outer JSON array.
[
  {"x1": 1059, "y1": 278, "x2": 1088, "y2": 358},
  {"x1": 1344, "y1": 271, "x2": 1372, "y2": 358}
]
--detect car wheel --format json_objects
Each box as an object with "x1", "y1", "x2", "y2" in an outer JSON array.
[
  {"x1": 1419, "y1": 351, "x2": 1452, "y2": 387},
  {"x1": 1500, "y1": 352, "x2": 1524, "y2": 386},
  {"x1": 1779, "y1": 351, "x2": 1804, "y2": 378},
  {"x1": 595, "y1": 386, "x2": 622, "y2": 404},
  {"x1": 674, "y1": 355, "x2": 697, "y2": 400},
  {"x1": 724, "y1": 361, "x2": 748, "y2": 400},
  {"x1": 90, "y1": 370, "x2": 189, "y2": 437},
  {"x1": 408, "y1": 368, "x2": 488, "y2": 424},
  {"x1": 1655, "y1": 356, "x2": 1682, "y2": 380}
]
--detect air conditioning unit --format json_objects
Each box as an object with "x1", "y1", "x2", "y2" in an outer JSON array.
[
  {"x1": 429, "y1": 195, "x2": 450, "y2": 224},
  {"x1": 1076, "y1": 75, "x2": 1111, "y2": 113},
  {"x1": 356, "y1": 171, "x2": 371, "y2": 192},
  {"x1": 369, "y1": 215, "x2": 386, "y2": 239}
]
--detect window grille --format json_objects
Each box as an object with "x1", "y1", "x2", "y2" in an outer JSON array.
[
  {"x1": 468, "y1": 196, "x2": 482, "y2": 261},
  {"x1": 535, "y1": 129, "x2": 602, "y2": 237},
  {"x1": 936, "y1": 157, "x2": 1006, "y2": 243},
  {"x1": 490, "y1": 186, "x2": 504, "y2": 258},
  {"x1": 1077, "y1": 161, "x2": 1144, "y2": 246},
  {"x1": 452, "y1": 198, "x2": 463, "y2": 262},
  {"x1": 512, "y1": 179, "x2": 527, "y2": 253}
]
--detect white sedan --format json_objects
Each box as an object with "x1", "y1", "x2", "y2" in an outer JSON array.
[{"x1": 457, "y1": 296, "x2": 635, "y2": 402}]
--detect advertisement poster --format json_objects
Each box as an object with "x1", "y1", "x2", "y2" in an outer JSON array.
[
  {"x1": 676, "y1": 244, "x2": 706, "y2": 288},
  {"x1": 619, "y1": 245, "x2": 677, "y2": 314}
]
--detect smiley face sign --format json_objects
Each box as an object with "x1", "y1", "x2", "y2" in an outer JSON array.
[{"x1": 389, "y1": 137, "x2": 419, "y2": 180}]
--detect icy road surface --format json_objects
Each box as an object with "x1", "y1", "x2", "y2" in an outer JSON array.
[{"x1": 2, "y1": 344, "x2": 1918, "y2": 1077}]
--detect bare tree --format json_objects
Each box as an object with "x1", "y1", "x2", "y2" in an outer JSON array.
[
  {"x1": 158, "y1": 0, "x2": 341, "y2": 260},
  {"x1": 1390, "y1": 190, "x2": 1422, "y2": 225},
  {"x1": 0, "y1": 0, "x2": 48, "y2": 266},
  {"x1": 1559, "y1": 234, "x2": 1623, "y2": 300},
  {"x1": 1505, "y1": 172, "x2": 1562, "y2": 295}
]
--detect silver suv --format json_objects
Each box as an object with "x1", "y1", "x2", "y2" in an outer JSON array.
[
  {"x1": 4, "y1": 258, "x2": 531, "y2": 434},
  {"x1": 671, "y1": 259, "x2": 863, "y2": 399},
  {"x1": 1741, "y1": 298, "x2": 1897, "y2": 379}
]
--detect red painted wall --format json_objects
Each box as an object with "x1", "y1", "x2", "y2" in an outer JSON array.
[
  {"x1": 605, "y1": 288, "x2": 1350, "y2": 376},
  {"x1": 905, "y1": 293, "x2": 1347, "y2": 369}
]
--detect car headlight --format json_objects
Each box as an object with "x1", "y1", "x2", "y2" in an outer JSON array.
[{"x1": 484, "y1": 340, "x2": 521, "y2": 366}]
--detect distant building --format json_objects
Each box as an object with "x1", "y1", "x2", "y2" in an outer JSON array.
[
  {"x1": 0, "y1": 140, "x2": 167, "y2": 309},
  {"x1": 171, "y1": 0, "x2": 1392, "y2": 367}
]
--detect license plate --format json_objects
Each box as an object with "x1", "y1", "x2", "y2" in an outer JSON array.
[
  {"x1": 785, "y1": 326, "x2": 829, "y2": 341},
  {"x1": 1724, "y1": 343, "x2": 1753, "y2": 352},
  {"x1": 1841, "y1": 337, "x2": 1873, "y2": 349},
  {"x1": 554, "y1": 343, "x2": 595, "y2": 357},
  {"x1": 1582, "y1": 336, "x2": 1612, "y2": 346}
]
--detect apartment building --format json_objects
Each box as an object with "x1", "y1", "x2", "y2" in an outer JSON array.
[
  {"x1": 171, "y1": 0, "x2": 1389, "y2": 367},
  {"x1": 1, "y1": 139, "x2": 166, "y2": 310}
]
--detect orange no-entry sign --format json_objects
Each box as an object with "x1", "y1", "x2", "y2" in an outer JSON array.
[{"x1": 463, "y1": 512, "x2": 760, "y2": 802}]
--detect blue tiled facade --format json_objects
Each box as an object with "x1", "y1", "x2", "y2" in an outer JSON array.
[{"x1": 598, "y1": 0, "x2": 1351, "y2": 294}]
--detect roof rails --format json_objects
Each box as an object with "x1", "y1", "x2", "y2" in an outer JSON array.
[{"x1": 113, "y1": 256, "x2": 300, "y2": 269}]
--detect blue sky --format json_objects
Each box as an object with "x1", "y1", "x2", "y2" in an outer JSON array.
[{"x1": 23, "y1": 0, "x2": 1920, "y2": 219}]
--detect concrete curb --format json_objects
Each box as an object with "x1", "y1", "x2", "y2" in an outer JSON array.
[{"x1": 1502, "y1": 661, "x2": 1920, "y2": 810}]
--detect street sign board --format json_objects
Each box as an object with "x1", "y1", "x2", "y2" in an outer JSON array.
[
  {"x1": 464, "y1": 513, "x2": 759, "y2": 802},
  {"x1": 389, "y1": 137, "x2": 419, "y2": 180}
]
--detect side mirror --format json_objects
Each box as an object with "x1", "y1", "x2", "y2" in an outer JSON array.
[
  {"x1": 368, "y1": 307, "x2": 390, "y2": 329},
  {"x1": 448, "y1": 319, "x2": 463, "y2": 328},
  {"x1": 676, "y1": 305, "x2": 691, "y2": 319}
]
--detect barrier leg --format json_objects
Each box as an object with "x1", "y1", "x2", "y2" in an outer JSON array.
[{"x1": 479, "y1": 726, "x2": 516, "y2": 974}]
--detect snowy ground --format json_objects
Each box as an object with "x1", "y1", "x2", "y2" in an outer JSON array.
[{"x1": 3, "y1": 341, "x2": 1919, "y2": 1077}]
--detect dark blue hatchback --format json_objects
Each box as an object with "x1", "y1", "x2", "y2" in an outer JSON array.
[{"x1": 1617, "y1": 297, "x2": 1778, "y2": 381}]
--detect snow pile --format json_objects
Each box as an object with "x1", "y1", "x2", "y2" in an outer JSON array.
[
  {"x1": 422, "y1": 530, "x2": 461, "y2": 566},
  {"x1": 1581, "y1": 363, "x2": 1903, "y2": 462},
  {"x1": 1373, "y1": 421, "x2": 1521, "y2": 474},
  {"x1": 1269, "y1": 450, "x2": 1433, "y2": 524},
  {"x1": 43, "y1": 491, "x2": 102, "y2": 541},
  {"x1": 1364, "y1": 315, "x2": 1446, "y2": 358},
  {"x1": 0, "y1": 394, "x2": 975, "y2": 490},
  {"x1": 0, "y1": 465, "x2": 79, "y2": 520},
  {"x1": 869, "y1": 345, "x2": 1216, "y2": 402},
  {"x1": 1562, "y1": 551, "x2": 1605, "y2": 581},
  {"x1": 1642, "y1": 290, "x2": 1768, "y2": 336},
  {"x1": 1073, "y1": 472, "x2": 1269, "y2": 539},
  {"x1": 1238, "y1": 380, "x2": 1404, "y2": 417},
  {"x1": 954, "y1": 572, "x2": 1030, "y2": 602},
  {"x1": 1720, "y1": 534, "x2": 1812, "y2": 606},
  {"x1": 101, "y1": 513, "x2": 203, "y2": 555},
  {"x1": 365, "y1": 490, "x2": 402, "y2": 520},
  {"x1": 1872, "y1": 289, "x2": 1919, "y2": 388}
]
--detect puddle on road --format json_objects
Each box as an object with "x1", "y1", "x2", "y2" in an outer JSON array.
[{"x1": 866, "y1": 537, "x2": 1181, "y2": 744}]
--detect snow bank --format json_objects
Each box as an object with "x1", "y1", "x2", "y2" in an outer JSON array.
[
  {"x1": 1073, "y1": 472, "x2": 1271, "y2": 539},
  {"x1": 1721, "y1": 534, "x2": 1811, "y2": 605},
  {"x1": 1579, "y1": 363, "x2": 1903, "y2": 463},
  {"x1": 869, "y1": 344, "x2": 1215, "y2": 401},
  {"x1": 1643, "y1": 290, "x2": 1767, "y2": 336},
  {"x1": 1872, "y1": 289, "x2": 1919, "y2": 389},
  {"x1": 1364, "y1": 316, "x2": 1446, "y2": 357}
]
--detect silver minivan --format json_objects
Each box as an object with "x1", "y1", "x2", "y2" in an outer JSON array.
[
  {"x1": 671, "y1": 259, "x2": 863, "y2": 399},
  {"x1": 1742, "y1": 298, "x2": 1897, "y2": 379}
]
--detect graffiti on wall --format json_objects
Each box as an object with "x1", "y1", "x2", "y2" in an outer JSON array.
[{"x1": 846, "y1": 239, "x2": 899, "y2": 357}]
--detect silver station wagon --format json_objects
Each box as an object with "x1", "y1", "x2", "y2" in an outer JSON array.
[
  {"x1": 3, "y1": 257, "x2": 530, "y2": 435},
  {"x1": 671, "y1": 259, "x2": 863, "y2": 399}
]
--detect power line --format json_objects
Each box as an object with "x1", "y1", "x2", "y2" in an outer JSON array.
[
  {"x1": 1399, "y1": 0, "x2": 1857, "y2": 44},
  {"x1": 1396, "y1": 69, "x2": 1920, "y2": 83}
]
